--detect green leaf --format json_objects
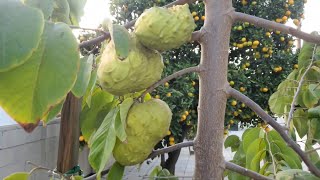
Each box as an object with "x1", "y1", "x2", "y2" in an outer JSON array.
[
  {"x1": 0, "y1": 22, "x2": 79, "y2": 132},
  {"x1": 72, "y1": 54, "x2": 93, "y2": 97},
  {"x1": 42, "y1": 99, "x2": 64, "y2": 124},
  {"x1": 276, "y1": 169, "x2": 319, "y2": 180},
  {"x1": 293, "y1": 109, "x2": 308, "y2": 138},
  {"x1": 310, "y1": 118, "x2": 320, "y2": 141},
  {"x1": 278, "y1": 153, "x2": 300, "y2": 169},
  {"x1": 149, "y1": 166, "x2": 162, "y2": 180},
  {"x1": 298, "y1": 41, "x2": 315, "y2": 69},
  {"x1": 108, "y1": 23, "x2": 131, "y2": 60},
  {"x1": 0, "y1": 0, "x2": 44, "y2": 72},
  {"x1": 250, "y1": 150, "x2": 266, "y2": 172},
  {"x1": 224, "y1": 135, "x2": 241, "y2": 152},
  {"x1": 52, "y1": 0, "x2": 71, "y2": 24},
  {"x1": 71, "y1": 176, "x2": 83, "y2": 180},
  {"x1": 107, "y1": 162, "x2": 125, "y2": 180},
  {"x1": 245, "y1": 138, "x2": 266, "y2": 170},
  {"x1": 302, "y1": 87, "x2": 318, "y2": 108},
  {"x1": 88, "y1": 107, "x2": 118, "y2": 180},
  {"x1": 116, "y1": 98, "x2": 133, "y2": 142},
  {"x1": 242, "y1": 128, "x2": 261, "y2": 153},
  {"x1": 305, "y1": 142, "x2": 320, "y2": 164},
  {"x1": 269, "y1": 91, "x2": 292, "y2": 115},
  {"x1": 308, "y1": 106, "x2": 320, "y2": 119},
  {"x1": 23, "y1": 0, "x2": 54, "y2": 19},
  {"x1": 83, "y1": 68, "x2": 98, "y2": 108},
  {"x1": 80, "y1": 88, "x2": 114, "y2": 142},
  {"x1": 309, "y1": 84, "x2": 320, "y2": 98},
  {"x1": 67, "y1": 0, "x2": 87, "y2": 25},
  {"x1": 3, "y1": 172, "x2": 29, "y2": 180}
]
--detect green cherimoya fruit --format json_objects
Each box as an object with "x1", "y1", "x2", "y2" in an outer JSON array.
[
  {"x1": 113, "y1": 99, "x2": 172, "y2": 166},
  {"x1": 134, "y1": 4, "x2": 196, "y2": 52},
  {"x1": 97, "y1": 35, "x2": 164, "y2": 95}
]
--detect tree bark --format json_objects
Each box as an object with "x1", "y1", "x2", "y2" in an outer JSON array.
[
  {"x1": 57, "y1": 93, "x2": 81, "y2": 175},
  {"x1": 194, "y1": 0, "x2": 233, "y2": 179}
]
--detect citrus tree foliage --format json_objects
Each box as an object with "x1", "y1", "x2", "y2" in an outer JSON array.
[
  {"x1": 225, "y1": 37, "x2": 320, "y2": 179},
  {"x1": 109, "y1": 0, "x2": 304, "y2": 143}
]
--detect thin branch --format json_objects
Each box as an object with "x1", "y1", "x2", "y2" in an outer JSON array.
[
  {"x1": 69, "y1": 25, "x2": 108, "y2": 35},
  {"x1": 148, "y1": 141, "x2": 194, "y2": 159},
  {"x1": 287, "y1": 45, "x2": 318, "y2": 131},
  {"x1": 227, "y1": 87, "x2": 320, "y2": 177},
  {"x1": 233, "y1": 12, "x2": 320, "y2": 44},
  {"x1": 140, "y1": 66, "x2": 200, "y2": 100},
  {"x1": 83, "y1": 169, "x2": 110, "y2": 180},
  {"x1": 191, "y1": 30, "x2": 203, "y2": 42},
  {"x1": 265, "y1": 131, "x2": 277, "y2": 178},
  {"x1": 225, "y1": 161, "x2": 273, "y2": 180},
  {"x1": 27, "y1": 161, "x2": 65, "y2": 178},
  {"x1": 79, "y1": 0, "x2": 198, "y2": 48},
  {"x1": 306, "y1": 147, "x2": 320, "y2": 154}
]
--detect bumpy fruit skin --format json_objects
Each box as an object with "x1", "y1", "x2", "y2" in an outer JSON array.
[
  {"x1": 113, "y1": 99, "x2": 172, "y2": 166},
  {"x1": 134, "y1": 4, "x2": 196, "y2": 51},
  {"x1": 97, "y1": 35, "x2": 164, "y2": 95}
]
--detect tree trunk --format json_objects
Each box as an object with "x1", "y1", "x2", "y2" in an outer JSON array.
[
  {"x1": 57, "y1": 93, "x2": 81, "y2": 176},
  {"x1": 194, "y1": 0, "x2": 233, "y2": 179}
]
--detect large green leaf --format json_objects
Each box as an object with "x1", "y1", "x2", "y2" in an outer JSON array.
[
  {"x1": 305, "y1": 142, "x2": 320, "y2": 164},
  {"x1": 276, "y1": 169, "x2": 319, "y2": 180},
  {"x1": 302, "y1": 86, "x2": 319, "y2": 108},
  {"x1": 80, "y1": 88, "x2": 114, "y2": 142},
  {"x1": 88, "y1": 107, "x2": 118, "y2": 180},
  {"x1": 310, "y1": 118, "x2": 320, "y2": 141},
  {"x1": 42, "y1": 99, "x2": 64, "y2": 124},
  {"x1": 52, "y1": 0, "x2": 71, "y2": 24},
  {"x1": 108, "y1": 22, "x2": 131, "y2": 60},
  {"x1": 23, "y1": 0, "x2": 54, "y2": 19},
  {"x1": 224, "y1": 135, "x2": 241, "y2": 152},
  {"x1": 242, "y1": 128, "x2": 262, "y2": 153},
  {"x1": 308, "y1": 106, "x2": 320, "y2": 119},
  {"x1": 83, "y1": 68, "x2": 98, "y2": 108},
  {"x1": 269, "y1": 91, "x2": 292, "y2": 115},
  {"x1": 245, "y1": 138, "x2": 266, "y2": 170},
  {"x1": 250, "y1": 150, "x2": 266, "y2": 172},
  {"x1": 67, "y1": 0, "x2": 87, "y2": 25},
  {"x1": 72, "y1": 54, "x2": 93, "y2": 97},
  {"x1": 298, "y1": 41, "x2": 315, "y2": 69},
  {"x1": 0, "y1": 0, "x2": 44, "y2": 72},
  {"x1": 3, "y1": 172, "x2": 29, "y2": 180},
  {"x1": 115, "y1": 98, "x2": 133, "y2": 142},
  {"x1": 107, "y1": 162, "x2": 125, "y2": 180},
  {"x1": 293, "y1": 109, "x2": 308, "y2": 138},
  {"x1": 309, "y1": 84, "x2": 320, "y2": 98},
  {"x1": 0, "y1": 22, "x2": 79, "y2": 132}
]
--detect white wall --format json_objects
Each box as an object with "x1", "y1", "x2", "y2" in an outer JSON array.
[{"x1": 0, "y1": 119, "x2": 93, "y2": 179}]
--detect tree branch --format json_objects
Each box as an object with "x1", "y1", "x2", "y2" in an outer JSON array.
[
  {"x1": 148, "y1": 141, "x2": 194, "y2": 159},
  {"x1": 191, "y1": 30, "x2": 203, "y2": 42},
  {"x1": 227, "y1": 87, "x2": 320, "y2": 177},
  {"x1": 233, "y1": 12, "x2": 320, "y2": 44},
  {"x1": 287, "y1": 45, "x2": 318, "y2": 131},
  {"x1": 83, "y1": 169, "x2": 110, "y2": 180},
  {"x1": 79, "y1": 0, "x2": 198, "y2": 48},
  {"x1": 140, "y1": 66, "x2": 200, "y2": 100},
  {"x1": 225, "y1": 161, "x2": 273, "y2": 180}
]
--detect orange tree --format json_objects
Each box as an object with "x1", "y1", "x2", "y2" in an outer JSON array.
[{"x1": 109, "y1": 0, "x2": 304, "y2": 173}]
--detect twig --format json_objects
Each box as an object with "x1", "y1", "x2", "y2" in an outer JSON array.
[
  {"x1": 69, "y1": 25, "x2": 108, "y2": 36},
  {"x1": 227, "y1": 87, "x2": 320, "y2": 177},
  {"x1": 148, "y1": 141, "x2": 194, "y2": 159},
  {"x1": 83, "y1": 169, "x2": 110, "y2": 180},
  {"x1": 265, "y1": 131, "x2": 277, "y2": 178},
  {"x1": 27, "y1": 161, "x2": 65, "y2": 178},
  {"x1": 305, "y1": 147, "x2": 320, "y2": 154},
  {"x1": 233, "y1": 12, "x2": 320, "y2": 44},
  {"x1": 140, "y1": 66, "x2": 200, "y2": 100},
  {"x1": 225, "y1": 161, "x2": 273, "y2": 180},
  {"x1": 79, "y1": 0, "x2": 198, "y2": 48},
  {"x1": 287, "y1": 45, "x2": 318, "y2": 131}
]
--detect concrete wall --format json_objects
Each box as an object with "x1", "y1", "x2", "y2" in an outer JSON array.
[{"x1": 0, "y1": 119, "x2": 92, "y2": 179}]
